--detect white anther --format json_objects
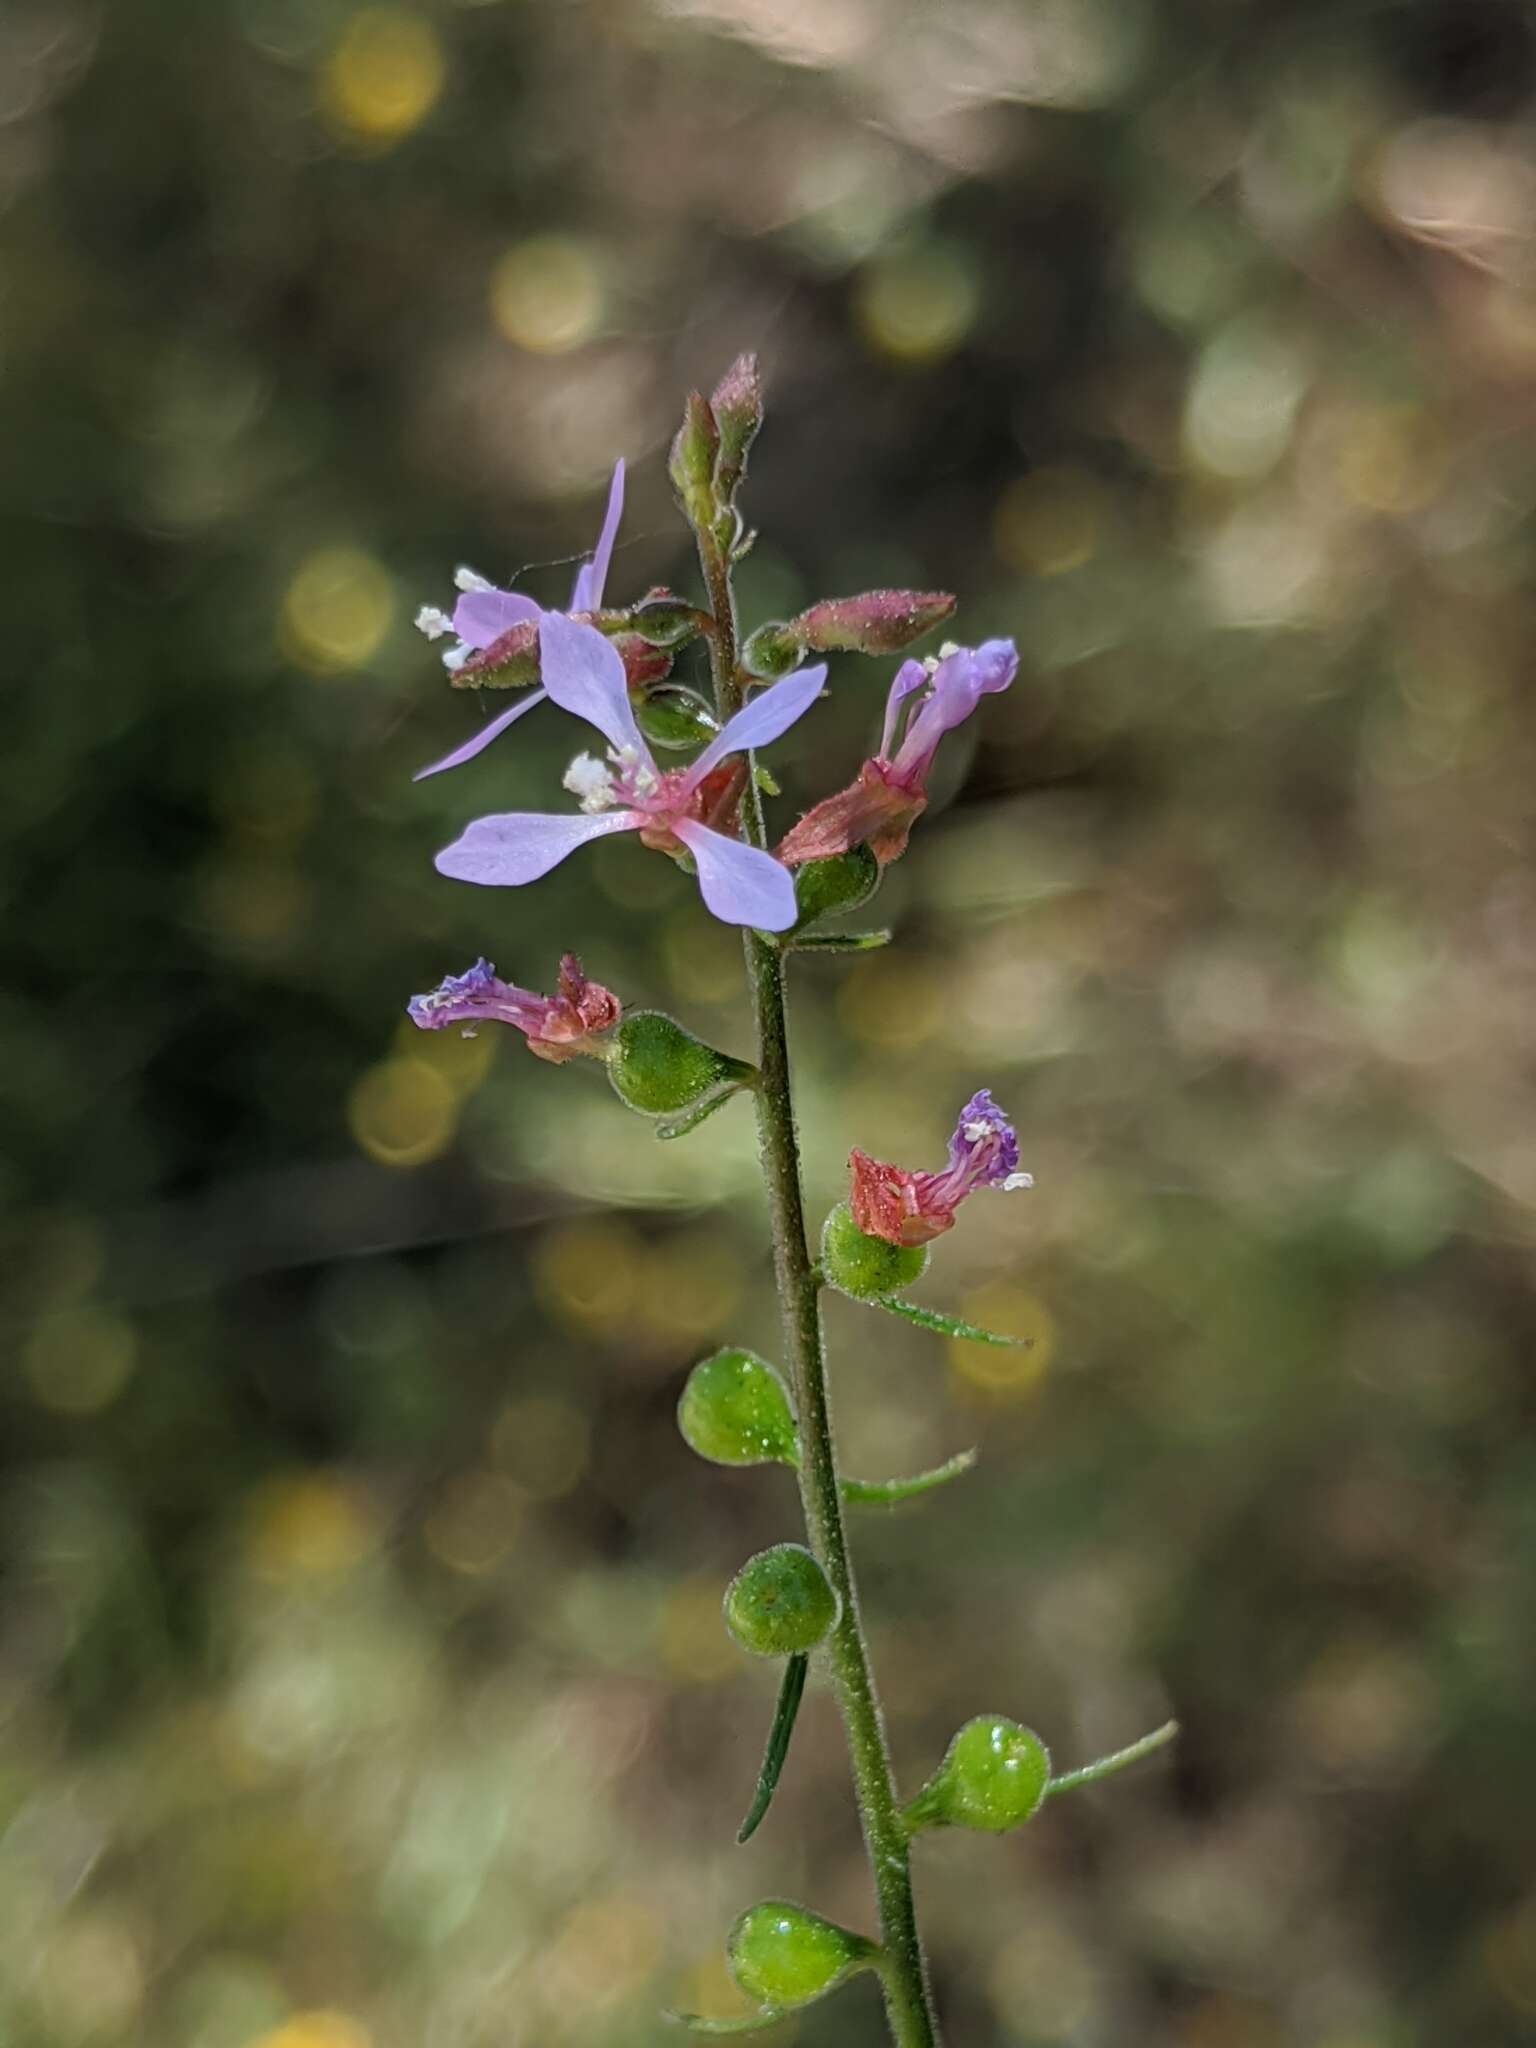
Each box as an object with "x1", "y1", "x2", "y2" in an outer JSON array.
[
  {"x1": 454, "y1": 565, "x2": 494, "y2": 593},
  {"x1": 1002, "y1": 1172, "x2": 1034, "y2": 1191},
  {"x1": 415, "y1": 605, "x2": 453, "y2": 641},
  {"x1": 563, "y1": 753, "x2": 618, "y2": 813}
]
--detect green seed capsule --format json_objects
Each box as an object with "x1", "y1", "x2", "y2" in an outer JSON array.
[
  {"x1": 904, "y1": 1716, "x2": 1051, "y2": 1834},
  {"x1": 727, "y1": 1900, "x2": 871, "y2": 2011},
  {"x1": 724, "y1": 1544, "x2": 840, "y2": 1657},
  {"x1": 820, "y1": 1202, "x2": 928, "y2": 1301},
  {"x1": 678, "y1": 1349, "x2": 799, "y2": 1468},
  {"x1": 607, "y1": 1011, "x2": 754, "y2": 1116},
  {"x1": 636, "y1": 685, "x2": 720, "y2": 751},
  {"x1": 740, "y1": 620, "x2": 805, "y2": 679},
  {"x1": 791, "y1": 846, "x2": 881, "y2": 934},
  {"x1": 627, "y1": 597, "x2": 707, "y2": 650}
]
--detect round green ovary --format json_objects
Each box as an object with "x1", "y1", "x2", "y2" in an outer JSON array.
[
  {"x1": 608, "y1": 1011, "x2": 731, "y2": 1114},
  {"x1": 723, "y1": 1543, "x2": 839, "y2": 1656},
  {"x1": 678, "y1": 1349, "x2": 798, "y2": 1467},
  {"x1": 728, "y1": 1900, "x2": 861, "y2": 2010},
  {"x1": 931, "y1": 1716, "x2": 1050, "y2": 1830},
  {"x1": 820, "y1": 1202, "x2": 928, "y2": 1300}
]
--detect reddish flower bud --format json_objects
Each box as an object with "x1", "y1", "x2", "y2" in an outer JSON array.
[
  {"x1": 407, "y1": 955, "x2": 620, "y2": 1064},
  {"x1": 711, "y1": 352, "x2": 764, "y2": 501},
  {"x1": 792, "y1": 589, "x2": 956, "y2": 656},
  {"x1": 848, "y1": 1092, "x2": 1032, "y2": 1247}
]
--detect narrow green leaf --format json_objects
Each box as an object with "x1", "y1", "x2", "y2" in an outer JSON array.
[
  {"x1": 664, "y1": 2009, "x2": 788, "y2": 2035},
  {"x1": 737, "y1": 1652, "x2": 809, "y2": 1843},
  {"x1": 868, "y1": 1297, "x2": 1032, "y2": 1348},
  {"x1": 753, "y1": 763, "x2": 781, "y2": 797},
  {"x1": 841, "y1": 1449, "x2": 978, "y2": 1506},
  {"x1": 784, "y1": 930, "x2": 891, "y2": 955},
  {"x1": 1045, "y1": 1719, "x2": 1179, "y2": 1798},
  {"x1": 655, "y1": 1086, "x2": 745, "y2": 1140}
]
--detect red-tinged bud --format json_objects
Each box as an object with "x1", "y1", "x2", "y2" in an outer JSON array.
[
  {"x1": 448, "y1": 621, "x2": 672, "y2": 692},
  {"x1": 711, "y1": 352, "x2": 763, "y2": 501},
  {"x1": 448, "y1": 619, "x2": 541, "y2": 690},
  {"x1": 792, "y1": 590, "x2": 956, "y2": 656},
  {"x1": 775, "y1": 760, "x2": 926, "y2": 868},
  {"x1": 669, "y1": 390, "x2": 720, "y2": 529}
]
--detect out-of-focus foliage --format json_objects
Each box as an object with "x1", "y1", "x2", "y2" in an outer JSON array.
[{"x1": 5, "y1": 1, "x2": 1536, "y2": 2043}]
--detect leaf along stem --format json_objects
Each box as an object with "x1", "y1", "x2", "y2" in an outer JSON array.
[
  {"x1": 737, "y1": 1653, "x2": 809, "y2": 1844},
  {"x1": 841, "y1": 1448, "x2": 978, "y2": 1506},
  {"x1": 696, "y1": 517, "x2": 943, "y2": 2048}
]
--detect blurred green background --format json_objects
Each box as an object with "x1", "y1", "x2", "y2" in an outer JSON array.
[{"x1": 5, "y1": 1, "x2": 1536, "y2": 2044}]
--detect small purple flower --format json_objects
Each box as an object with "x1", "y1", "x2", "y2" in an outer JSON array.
[
  {"x1": 776, "y1": 639, "x2": 1019, "y2": 868},
  {"x1": 849, "y1": 1089, "x2": 1032, "y2": 1246},
  {"x1": 412, "y1": 460, "x2": 627, "y2": 781},
  {"x1": 407, "y1": 953, "x2": 620, "y2": 1064},
  {"x1": 432, "y1": 613, "x2": 825, "y2": 931}
]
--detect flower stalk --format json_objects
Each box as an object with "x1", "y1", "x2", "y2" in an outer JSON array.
[{"x1": 692, "y1": 501, "x2": 943, "y2": 2048}]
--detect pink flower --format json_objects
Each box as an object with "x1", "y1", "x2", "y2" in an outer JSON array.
[
  {"x1": 776, "y1": 639, "x2": 1018, "y2": 867},
  {"x1": 412, "y1": 460, "x2": 628, "y2": 781},
  {"x1": 849, "y1": 1090, "x2": 1032, "y2": 1246},
  {"x1": 433, "y1": 613, "x2": 824, "y2": 931},
  {"x1": 407, "y1": 953, "x2": 620, "y2": 1064}
]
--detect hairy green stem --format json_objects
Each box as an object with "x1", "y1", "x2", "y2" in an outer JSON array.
[{"x1": 697, "y1": 532, "x2": 942, "y2": 2048}]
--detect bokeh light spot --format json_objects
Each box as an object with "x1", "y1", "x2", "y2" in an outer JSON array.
[
  {"x1": 247, "y1": 1474, "x2": 377, "y2": 1579},
  {"x1": 393, "y1": 1007, "x2": 497, "y2": 1098},
  {"x1": 837, "y1": 954, "x2": 942, "y2": 1049},
  {"x1": 423, "y1": 1470, "x2": 525, "y2": 1573},
  {"x1": 282, "y1": 547, "x2": 394, "y2": 673},
  {"x1": 493, "y1": 1395, "x2": 591, "y2": 1498},
  {"x1": 1185, "y1": 320, "x2": 1309, "y2": 480},
  {"x1": 534, "y1": 1218, "x2": 640, "y2": 1333},
  {"x1": 995, "y1": 467, "x2": 1105, "y2": 576},
  {"x1": 319, "y1": 11, "x2": 444, "y2": 147},
  {"x1": 347, "y1": 1056, "x2": 459, "y2": 1167},
  {"x1": 856, "y1": 241, "x2": 981, "y2": 365},
  {"x1": 249, "y1": 2014, "x2": 373, "y2": 2048},
  {"x1": 948, "y1": 1283, "x2": 1053, "y2": 1396},
  {"x1": 25, "y1": 1304, "x2": 138, "y2": 1415},
  {"x1": 490, "y1": 237, "x2": 606, "y2": 354},
  {"x1": 657, "y1": 1576, "x2": 738, "y2": 1683}
]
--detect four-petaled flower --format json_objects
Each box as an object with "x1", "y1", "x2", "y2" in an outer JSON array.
[
  {"x1": 433, "y1": 612, "x2": 825, "y2": 931},
  {"x1": 413, "y1": 460, "x2": 628, "y2": 780},
  {"x1": 776, "y1": 639, "x2": 1018, "y2": 868},
  {"x1": 849, "y1": 1090, "x2": 1032, "y2": 1247},
  {"x1": 408, "y1": 953, "x2": 620, "y2": 1064}
]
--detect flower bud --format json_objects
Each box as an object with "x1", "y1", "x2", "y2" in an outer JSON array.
[
  {"x1": 636, "y1": 684, "x2": 721, "y2": 752},
  {"x1": 820, "y1": 1201, "x2": 928, "y2": 1300},
  {"x1": 792, "y1": 589, "x2": 956, "y2": 656},
  {"x1": 791, "y1": 846, "x2": 880, "y2": 934},
  {"x1": 711, "y1": 352, "x2": 764, "y2": 502},
  {"x1": 678, "y1": 1348, "x2": 798, "y2": 1468},
  {"x1": 724, "y1": 1543, "x2": 840, "y2": 1657},
  {"x1": 740, "y1": 620, "x2": 806, "y2": 680},
  {"x1": 903, "y1": 1716, "x2": 1051, "y2": 1834},
  {"x1": 606, "y1": 1011, "x2": 755, "y2": 1116},
  {"x1": 669, "y1": 390, "x2": 720, "y2": 529},
  {"x1": 727, "y1": 1900, "x2": 873, "y2": 2011},
  {"x1": 626, "y1": 593, "x2": 707, "y2": 649}
]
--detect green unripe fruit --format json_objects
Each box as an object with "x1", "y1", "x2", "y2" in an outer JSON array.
[
  {"x1": 727, "y1": 1900, "x2": 871, "y2": 2011},
  {"x1": 820, "y1": 1201, "x2": 928, "y2": 1301},
  {"x1": 627, "y1": 597, "x2": 706, "y2": 650},
  {"x1": 740, "y1": 620, "x2": 805, "y2": 679},
  {"x1": 905, "y1": 1716, "x2": 1051, "y2": 1833},
  {"x1": 678, "y1": 1349, "x2": 798, "y2": 1468},
  {"x1": 635, "y1": 685, "x2": 720, "y2": 751},
  {"x1": 607, "y1": 1011, "x2": 753, "y2": 1116},
  {"x1": 724, "y1": 1543, "x2": 840, "y2": 1657},
  {"x1": 791, "y1": 846, "x2": 881, "y2": 934}
]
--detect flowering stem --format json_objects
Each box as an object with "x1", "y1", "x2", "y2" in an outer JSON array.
[{"x1": 696, "y1": 530, "x2": 943, "y2": 2048}]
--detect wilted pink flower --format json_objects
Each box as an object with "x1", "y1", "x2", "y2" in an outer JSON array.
[
  {"x1": 776, "y1": 638, "x2": 1018, "y2": 868},
  {"x1": 408, "y1": 953, "x2": 620, "y2": 1064},
  {"x1": 849, "y1": 1090, "x2": 1032, "y2": 1247},
  {"x1": 412, "y1": 460, "x2": 627, "y2": 780},
  {"x1": 433, "y1": 613, "x2": 824, "y2": 931}
]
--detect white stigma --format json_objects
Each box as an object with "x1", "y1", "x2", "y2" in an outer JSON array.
[
  {"x1": 442, "y1": 644, "x2": 470, "y2": 673},
  {"x1": 454, "y1": 565, "x2": 494, "y2": 593},
  {"x1": 608, "y1": 743, "x2": 659, "y2": 799},
  {"x1": 1002, "y1": 1172, "x2": 1034, "y2": 1191},
  {"x1": 563, "y1": 752, "x2": 618, "y2": 813},
  {"x1": 415, "y1": 605, "x2": 453, "y2": 641}
]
